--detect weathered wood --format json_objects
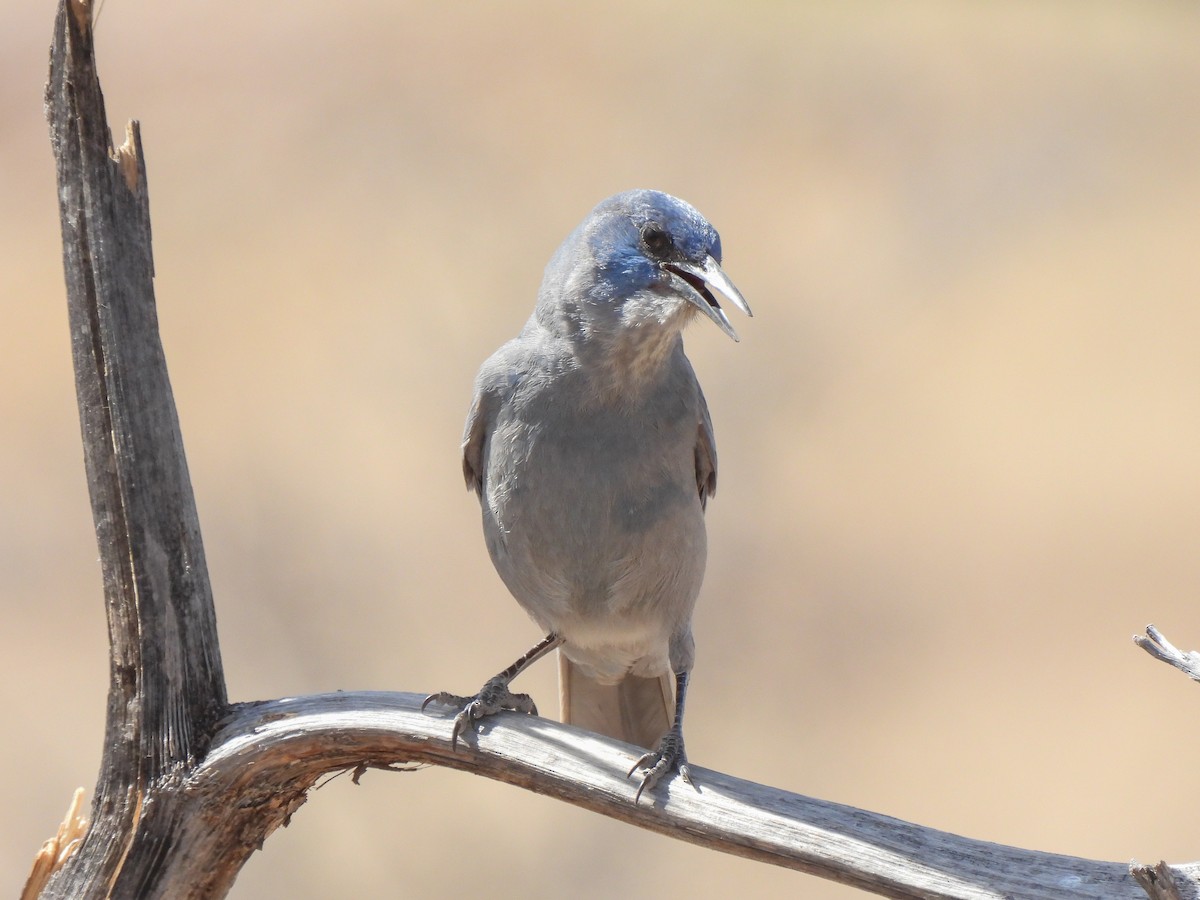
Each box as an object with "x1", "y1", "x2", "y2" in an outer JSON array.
[
  {"x1": 21, "y1": 790, "x2": 88, "y2": 900},
  {"x1": 28, "y1": 680, "x2": 1200, "y2": 900},
  {"x1": 43, "y1": 0, "x2": 227, "y2": 895},
  {"x1": 185, "y1": 691, "x2": 1163, "y2": 900},
  {"x1": 1133, "y1": 861, "x2": 1190, "y2": 900},
  {"x1": 1135, "y1": 625, "x2": 1200, "y2": 684},
  {"x1": 35, "y1": 0, "x2": 1200, "y2": 897}
]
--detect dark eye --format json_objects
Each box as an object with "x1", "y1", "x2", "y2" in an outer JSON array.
[{"x1": 641, "y1": 225, "x2": 672, "y2": 257}]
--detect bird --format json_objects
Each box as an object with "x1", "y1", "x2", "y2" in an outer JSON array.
[{"x1": 423, "y1": 189, "x2": 750, "y2": 800}]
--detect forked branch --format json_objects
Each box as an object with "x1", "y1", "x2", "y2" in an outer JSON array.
[{"x1": 33, "y1": 1, "x2": 1200, "y2": 898}]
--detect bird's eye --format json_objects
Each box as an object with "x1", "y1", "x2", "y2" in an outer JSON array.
[{"x1": 641, "y1": 225, "x2": 672, "y2": 257}]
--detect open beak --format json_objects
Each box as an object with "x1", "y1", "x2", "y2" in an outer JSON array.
[{"x1": 664, "y1": 255, "x2": 753, "y2": 342}]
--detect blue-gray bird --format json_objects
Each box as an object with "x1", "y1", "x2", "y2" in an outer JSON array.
[{"x1": 424, "y1": 189, "x2": 750, "y2": 799}]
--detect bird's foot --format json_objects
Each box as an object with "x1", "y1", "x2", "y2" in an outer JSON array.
[
  {"x1": 421, "y1": 675, "x2": 539, "y2": 750},
  {"x1": 627, "y1": 726, "x2": 695, "y2": 803}
]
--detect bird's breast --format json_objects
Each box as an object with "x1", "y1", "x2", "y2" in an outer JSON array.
[{"x1": 480, "y1": 379, "x2": 706, "y2": 639}]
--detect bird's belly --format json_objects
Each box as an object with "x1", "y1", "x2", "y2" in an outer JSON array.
[{"x1": 481, "y1": 425, "x2": 706, "y2": 671}]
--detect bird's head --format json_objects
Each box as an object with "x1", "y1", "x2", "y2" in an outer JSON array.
[{"x1": 537, "y1": 190, "x2": 752, "y2": 345}]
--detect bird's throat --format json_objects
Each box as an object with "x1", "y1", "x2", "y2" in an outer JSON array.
[{"x1": 580, "y1": 315, "x2": 690, "y2": 404}]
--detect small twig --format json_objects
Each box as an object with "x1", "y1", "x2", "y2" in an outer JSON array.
[
  {"x1": 1134, "y1": 625, "x2": 1200, "y2": 683},
  {"x1": 314, "y1": 760, "x2": 423, "y2": 788}
]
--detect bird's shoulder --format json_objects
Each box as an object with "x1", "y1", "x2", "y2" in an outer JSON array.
[
  {"x1": 473, "y1": 327, "x2": 574, "y2": 405},
  {"x1": 461, "y1": 327, "x2": 573, "y2": 493}
]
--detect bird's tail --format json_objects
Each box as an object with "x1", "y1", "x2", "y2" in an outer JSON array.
[{"x1": 558, "y1": 652, "x2": 672, "y2": 749}]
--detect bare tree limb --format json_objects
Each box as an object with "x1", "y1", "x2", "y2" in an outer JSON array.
[
  {"x1": 33, "y1": 1, "x2": 1200, "y2": 898},
  {"x1": 1134, "y1": 625, "x2": 1200, "y2": 683},
  {"x1": 43, "y1": 0, "x2": 227, "y2": 895},
  {"x1": 182, "y1": 692, "x2": 1176, "y2": 900},
  {"x1": 40, "y1": 687, "x2": 1200, "y2": 900}
]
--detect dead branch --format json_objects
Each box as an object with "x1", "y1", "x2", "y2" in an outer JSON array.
[
  {"x1": 1135, "y1": 625, "x2": 1200, "y2": 684},
  {"x1": 33, "y1": 2, "x2": 1200, "y2": 898}
]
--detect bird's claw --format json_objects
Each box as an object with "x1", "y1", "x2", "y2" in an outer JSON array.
[
  {"x1": 627, "y1": 728, "x2": 695, "y2": 803},
  {"x1": 421, "y1": 675, "x2": 538, "y2": 750}
]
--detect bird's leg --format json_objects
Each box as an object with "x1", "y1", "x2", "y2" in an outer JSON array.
[
  {"x1": 422, "y1": 633, "x2": 562, "y2": 749},
  {"x1": 628, "y1": 669, "x2": 697, "y2": 802}
]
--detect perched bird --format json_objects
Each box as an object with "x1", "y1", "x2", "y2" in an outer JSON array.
[{"x1": 424, "y1": 189, "x2": 750, "y2": 800}]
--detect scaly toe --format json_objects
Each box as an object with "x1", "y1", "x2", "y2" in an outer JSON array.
[
  {"x1": 627, "y1": 730, "x2": 694, "y2": 803},
  {"x1": 422, "y1": 677, "x2": 540, "y2": 751},
  {"x1": 421, "y1": 691, "x2": 473, "y2": 712}
]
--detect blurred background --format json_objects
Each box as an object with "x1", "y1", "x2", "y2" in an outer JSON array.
[{"x1": 4, "y1": 1, "x2": 1200, "y2": 897}]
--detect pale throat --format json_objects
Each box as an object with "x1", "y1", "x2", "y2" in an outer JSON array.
[{"x1": 582, "y1": 297, "x2": 695, "y2": 398}]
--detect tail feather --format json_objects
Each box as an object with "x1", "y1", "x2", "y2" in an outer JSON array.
[{"x1": 559, "y1": 652, "x2": 672, "y2": 750}]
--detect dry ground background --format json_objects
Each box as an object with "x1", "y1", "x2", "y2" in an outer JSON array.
[{"x1": 4, "y1": 2, "x2": 1200, "y2": 898}]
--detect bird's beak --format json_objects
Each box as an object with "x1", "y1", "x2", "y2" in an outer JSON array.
[{"x1": 665, "y1": 255, "x2": 753, "y2": 342}]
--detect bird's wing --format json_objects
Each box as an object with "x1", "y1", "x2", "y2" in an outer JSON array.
[
  {"x1": 695, "y1": 385, "x2": 718, "y2": 509},
  {"x1": 462, "y1": 386, "x2": 494, "y2": 496}
]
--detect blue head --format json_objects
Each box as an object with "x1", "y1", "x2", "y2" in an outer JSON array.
[{"x1": 536, "y1": 190, "x2": 752, "y2": 345}]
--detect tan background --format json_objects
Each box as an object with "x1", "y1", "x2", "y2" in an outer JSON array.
[{"x1": 5, "y1": 2, "x2": 1200, "y2": 898}]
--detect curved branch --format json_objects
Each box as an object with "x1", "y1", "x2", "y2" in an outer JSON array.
[{"x1": 148, "y1": 691, "x2": 1164, "y2": 900}]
